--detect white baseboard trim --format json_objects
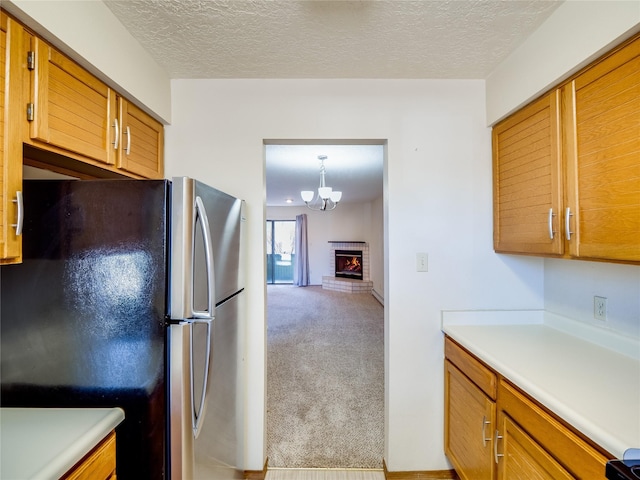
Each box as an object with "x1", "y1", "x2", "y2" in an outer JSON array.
[{"x1": 371, "y1": 289, "x2": 384, "y2": 306}]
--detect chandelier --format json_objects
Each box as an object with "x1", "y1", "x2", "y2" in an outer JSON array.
[{"x1": 300, "y1": 155, "x2": 342, "y2": 211}]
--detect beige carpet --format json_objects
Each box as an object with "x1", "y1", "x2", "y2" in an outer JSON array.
[{"x1": 266, "y1": 285, "x2": 384, "y2": 469}]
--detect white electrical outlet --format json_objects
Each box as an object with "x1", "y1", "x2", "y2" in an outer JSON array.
[
  {"x1": 416, "y1": 252, "x2": 428, "y2": 272},
  {"x1": 594, "y1": 296, "x2": 607, "y2": 321}
]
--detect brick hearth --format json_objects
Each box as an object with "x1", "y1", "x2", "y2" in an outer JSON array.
[{"x1": 322, "y1": 242, "x2": 373, "y2": 294}]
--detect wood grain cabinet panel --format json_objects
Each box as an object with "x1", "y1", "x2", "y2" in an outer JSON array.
[
  {"x1": 116, "y1": 97, "x2": 164, "y2": 179},
  {"x1": 563, "y1": 35, "x2": 640, "y2": 262},
  {"x1": 27, "y1": 36, "x2": 116, "y2": 166},
  {"x1": 492, "y1": 91, "x2": 563, "y2": 256},
  {"x1": 497, "y1": 379, "x2": 610, "y2": 480},
  {"x1": 0, "y1": 12, "x2": 23, "y2": 264},
  {"x1": 497, "y1": 414, "x2": 572, "y2": 480},
  {"x1": 445, "y1": 359, "x2": 496, "y2": 480}
]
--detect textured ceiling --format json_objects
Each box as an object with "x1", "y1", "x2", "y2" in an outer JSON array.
[
  {"x1": 104, "y1": 0, "x2": 563, "y2": 79},
  {"x1": 102, "y1": 0, "x2": 563, "y2": 207}
]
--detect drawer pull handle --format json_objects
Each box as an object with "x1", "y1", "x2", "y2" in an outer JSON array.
[
  {"x1": 494, "y1": 430, "x2": 504, "y2": 464},
  {"x1": 482, "y1": 416, "x2": 491, "y2": 447}
]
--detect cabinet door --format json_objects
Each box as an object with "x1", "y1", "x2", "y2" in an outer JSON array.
[
  {"x1": 0, "y1": 13, "x2": 23, "y2": 264},
  {"x1": 492, "y1": 90, "x2": 564, "y2": 255},
  {"x1": 27, "y1": 37, "x2": 117, "y2": 166},
  {"x1": 497, "y1": 414, "x2": 573, "y2": 480},
  {"x1": 564, "y1": 36, "x2": 640, "y2": 262},
  {"x1": 116, "y1": 97, "x2": 164, "y2": 179},
  {"x1": 444, "y1": 360, "x2": 495, "y2": 480}
]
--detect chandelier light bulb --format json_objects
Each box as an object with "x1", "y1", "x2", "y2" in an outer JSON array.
[{"x1": 318, "y1": 186, "x2": 332, "y2": 199}]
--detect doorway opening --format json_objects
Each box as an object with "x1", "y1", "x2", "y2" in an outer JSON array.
[{"x1": 264, "y1": 139, "x2": 386, "y2": 469}]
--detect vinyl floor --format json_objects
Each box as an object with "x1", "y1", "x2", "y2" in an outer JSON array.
[{"x1": 265, "y1": 469, "x2": 385, "y2": 480}]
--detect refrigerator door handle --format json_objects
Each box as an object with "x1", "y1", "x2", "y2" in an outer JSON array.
[
  {"x1": 190, "y1": 317, "x2": 212, "y2": 438},
  {"x1": 192, "y1": 196, "x2": 216, "y2": 319}
]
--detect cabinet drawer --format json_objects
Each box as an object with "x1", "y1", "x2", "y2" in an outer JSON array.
[
  {"x1": 498, "y1": 379, "x2": 610, "y2": 479},
  {"x1": 63, "y1": 430, "x2": 116, "y2": 480},
  {"x1": 445, "y1": 336, "x2": 497, "y2": 400}
]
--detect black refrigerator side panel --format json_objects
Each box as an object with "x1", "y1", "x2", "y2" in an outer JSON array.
[{"x1": 0, "y1": 179, "x2": 170, "y2": 480}]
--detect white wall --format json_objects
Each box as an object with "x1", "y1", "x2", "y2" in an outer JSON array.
[
  {"x1": 4, "y1": 0, "x2": 172, "y2": 122},
  {"x1": 164, "y1": 79, "x2": 544, "y2": 472},
  {"x1": 486, "y1": 0, "x2": 640, "y2": 125},
  {"x1": 267, "y1": 200, "x2": 383, "y2": 290},
  {"x1": 545, "y1": 259, "x2": 640, "y2": 339}
]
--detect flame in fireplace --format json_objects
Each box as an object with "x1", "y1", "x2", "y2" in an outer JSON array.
[{"x1": 343, "y1": 256, "x2": 361, "y2": 271}]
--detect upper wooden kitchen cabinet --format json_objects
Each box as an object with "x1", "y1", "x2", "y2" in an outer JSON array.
[
  {"x1": 492, "y1": 90, "x2": 563, "y2": 256},
  {"x1": 115, "y1": 96, "x2": 164, "y2": 179},
  {"x1": 562, "y1": 35, "x2": 640, "y2": 262},
  {"x1": 25, "y1": 35, "x2": 117, "y2": 167},
  {"x1": 492, "y1": 33, "x2": 640, "y2": 264},
  {"x1": 23, "y1": 33, "x2": 164, "y2": 179},
  {"x1": 0, "y1": 12, "x2": 24, "y2": 265}
]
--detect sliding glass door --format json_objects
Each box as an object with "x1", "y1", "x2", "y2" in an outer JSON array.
[{"x1": 266, "y1": 220, "x2": 296, "y2": 284}]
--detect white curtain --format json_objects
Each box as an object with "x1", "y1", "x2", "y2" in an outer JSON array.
[{"x1": 293, "y1": 214, "x2": 310, "y2": 286}]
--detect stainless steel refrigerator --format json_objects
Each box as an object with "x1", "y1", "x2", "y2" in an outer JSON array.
[{"x1": 0, "y1": 177, "x2": 244, "y2": 479}]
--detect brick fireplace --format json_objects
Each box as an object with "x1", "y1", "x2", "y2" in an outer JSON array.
[{"x1": 322, "y1": 241, "x2": 374, "y2": 294}]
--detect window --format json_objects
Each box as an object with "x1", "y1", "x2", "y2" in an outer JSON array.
[{"x1": 266, "y1": 220, "x2": 296, "y2": 284}]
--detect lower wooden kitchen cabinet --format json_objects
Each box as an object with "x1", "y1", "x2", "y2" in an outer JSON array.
[
  {"x1": 444, "y1": 336, "x2": 610, "y2": 480},
  {"x1": 63, "y1": 430, "x2": 117, "y2": 480}
]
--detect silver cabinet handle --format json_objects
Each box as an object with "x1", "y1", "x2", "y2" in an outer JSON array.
[
  {"x1": 482, "y1": 415, "x2": 491, "y2": 447},
  {"x1": 565, "y1": 207, "x2": 573, "y2": 240},
  {"x1": 12, "y1": 191, "x2": 24, "y2": 236},
  {"x1": 548, "y1": 208, "x2": 556, "y2": 240},
  {"x1": 190, "y1": 317, "x2": 212, "y2": 438},
  {"x1": 112, "y1": 118, "x2": 119, "y2": 150},
  {"x1": 124, "y1": 126, "x2": 131, "y2": 155},
  {"x1": 494, "y1": 429, "x2": 504, "y2": 464}
]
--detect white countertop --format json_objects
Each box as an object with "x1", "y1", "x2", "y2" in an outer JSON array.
[
  {"x1": 442, "y1": 311, "x2": 640, "y2": 460},
  {"x1": 0, "y1": 407, "x2": 125, "y2": 480}
]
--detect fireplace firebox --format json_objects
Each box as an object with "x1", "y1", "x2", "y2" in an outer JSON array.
[{"x1": 334, "y1": 250, "x2": 363, "y2": 280}]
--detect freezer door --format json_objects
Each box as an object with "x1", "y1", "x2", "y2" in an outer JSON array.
[
  {"x1": 170, "y1": 177, "x2": 242, "y2": 317},
  {"x1": 194, "y1": 179, "x2": 242, "y2": 304}
]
